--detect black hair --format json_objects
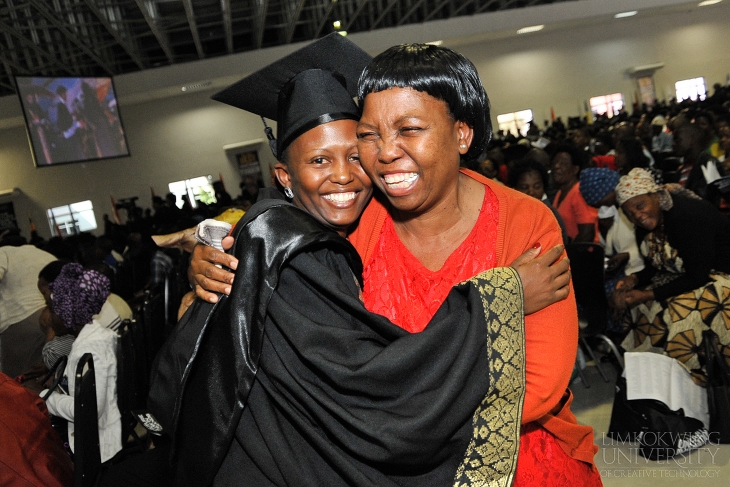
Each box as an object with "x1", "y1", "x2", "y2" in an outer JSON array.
[
  {"x1": 38, "y1": 259, "x2": 68, "y2": 282},
  {"x1": 553, "y1": 143, "x2": 590, "y2": 172},
  {"x1": 508, "y1": 158, "x2": 549, "y2": 190},
  {"x1": 616, "y1": 137, "x2": 650, "y2": 170},
  {"x1": 357, "y1": 43, "x2": 491, "y2": 163}
]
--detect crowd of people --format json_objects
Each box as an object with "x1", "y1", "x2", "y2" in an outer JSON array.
[{"x1": 2, "y1": 32, "x2": 730, "y2": 486}]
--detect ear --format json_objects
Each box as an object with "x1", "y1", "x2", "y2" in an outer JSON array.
[
  {"x1": 274, "y1": 162, "x2": 291, "y2": 188},
  {"x1": 456, "y1": 121, "x2": 475, "y2": 155}
]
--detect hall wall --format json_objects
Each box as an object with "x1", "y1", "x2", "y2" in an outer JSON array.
[{"x1": 0, "y1": 2, "x2": 728, "y2": 238}]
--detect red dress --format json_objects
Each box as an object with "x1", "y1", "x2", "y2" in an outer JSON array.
[{"x1": 362, "y1": 186, "x2": 602, "y2": 486}]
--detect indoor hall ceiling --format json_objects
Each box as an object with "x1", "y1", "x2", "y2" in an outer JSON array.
[{"x1": 0, "y1": 0, "x2": 579, "y2": 98}]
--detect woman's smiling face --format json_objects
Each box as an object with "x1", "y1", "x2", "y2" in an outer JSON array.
[
  {"x1": 275, "y1": 119, "x2": 372, "y2": 236},
  {"x1": 356, "y1": 87, "x2": 473, "y2": 213},
  {"x1": 621, "y1": 193, "x2": 662, "y2": 231}
]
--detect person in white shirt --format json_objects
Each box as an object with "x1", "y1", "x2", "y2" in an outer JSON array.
[
  {"x1": 0, "y1": 242, "x2": 57, "y2": 377},
  {"x1": 41, "y1": 263, "x2": 122, "y2": 463}
]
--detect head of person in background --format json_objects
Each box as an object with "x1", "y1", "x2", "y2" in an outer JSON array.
[
  {"x1": 692, "y1": 110, "x2": 716, "y2": 149},
  {"x1": 509, "y1": 158, "x2": 550, "y2": 201},
  {"x1": 719, "y1": 124, "x2": 730, "y2": 161},
  {"x1": 579, "y1": 167, "x2": 621, "y2": 240},
  {"x1": 356, "y1": 42, "x2": 490, "y2": 213},
  {"x1": 615, "y1": 168, "x2": 672, "y2": 232},
  {"x1": 37, "y1": 259, "x2": 68, "y2": 307},
  {"x1": 49, "y1": 263, "x2": 110, "y2": 334},
  {"x1": 673, "y1": 123, "x2": 704, "y2": 160},
  {"x1": 579, "y1": 167, "x2": 621, "y2": 210},
  {"x1": 615, "y1": 136, "x2": 652, "y2": 175},
  {"x1": 551, "y1": 144, "x2": 588, "y2": 192},
  {"x1": 212, "y1": 33, "x2": 373, "y2": 237},
  {"x1": 572, "y1": 126, "x2": 591, "y2": 152},
  {"x1": 651, "y1": 115, "x2": 666, "y2": 138},
  {"x1": 478, "y1": 157, "x2": 499, "y2": 181}
]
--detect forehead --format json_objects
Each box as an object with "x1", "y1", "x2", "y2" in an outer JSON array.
[
  {"x1": 361, "y1": 87, "x2": 449, "y2": 118},
  {"x1": 518, "y1": 170, "x2": 542, "y2": 183}
]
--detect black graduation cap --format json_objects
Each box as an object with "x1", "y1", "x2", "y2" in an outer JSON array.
[{"x1": 211, "y1": 33, "x2": 372, "y2": 160}]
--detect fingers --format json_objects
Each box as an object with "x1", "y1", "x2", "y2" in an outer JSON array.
[
  {"x1": 221, "y1": 236, "x2": 234, "y2": 251},
  {"x1": 534, "y1": 244, "x2": 566, "y2": 267},
  {"x1": 199, "y1": 244, "x2": 238, "y2": 270},
  {"x1": 510, "y1": 243, "x2": 541, "y2": 267}
]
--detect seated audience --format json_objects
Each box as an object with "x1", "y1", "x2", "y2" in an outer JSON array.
[
  {"x1": 612, "y1": 168, "x2": 730, "y2": 383},
  {"x1": 674, "y1": 123, "x2": 724, "y2": 200},
  {"x1": 41, "y1": 263, "x2": 121, "y2": 463}
]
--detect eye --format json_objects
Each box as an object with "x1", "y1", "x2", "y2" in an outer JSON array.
[
  {"x1": 400, "y1": 126, "x2": 421, "y2": 135},
  {"x1": 348, "y1": 154, "x2": 361, "y2": 163},
  {"x1": 357, "y1": 131, "x2": 378, "y2": 141},
  {"x1": 310, "y1": 157, "x2": 328, "y2": 165}
]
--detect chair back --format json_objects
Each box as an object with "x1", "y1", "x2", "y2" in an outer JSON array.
[
  {"x1": 74, "y1": 353, "x2": 101, "y2": 487},
  {"x1": 566, "y1": 242, "x2": 608, "y2": 335},
  {"x1": 117, "y1": 320, "x2": 141, "y2": 442}
]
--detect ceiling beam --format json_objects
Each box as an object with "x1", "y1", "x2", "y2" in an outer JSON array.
[
  {"x1": 424, "y1": 0, "x2": 453, "y2": 22},
  {"x1": 132, "y1": 0, "x2": 175, "y2": 64},
  {"x1": 371, "y1": 0, "x2": 399, "y2": 30},
  {"x1": 284, "y1": 0, "x2": 306, "y2": 44},
  {"x1": 344, "y1": 0, "x2": 370, "y2": 31},
  {"x1": 452, "y1": 0, "x2": 480, "y2": 17},
  {"x1": 0, "y1": 19, "x2": 75, "y2": 75},
  {"x1": 82, "y1": 0, "x2": 145, "y2": 69},
  {"x1": 314, "y1": 0, "x2": 338, "y2": 38},
  {"x1": 397, "y1": 0, "x2": 428, "y2": 26},
  {"x1": 221, "y1": 0, "x2": 233, "y2": 54},
  {"x1": 252, "y1": 0, "x2": 269, "y2": 49},
  {"x1": 181, "y1": 0, "x2": 205, "y2": 59},
  {"x1": 28, "y1": 0, "x2": 116, "y2": 74},
  {"x1": 0, "y1": 51, "x2": 31, "y2": 75},
  {"x1": 477, "y1": 0, "x2": 504, "y2": 14}
]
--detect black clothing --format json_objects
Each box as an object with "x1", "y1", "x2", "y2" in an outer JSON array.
[
  {"x1": 634, "y1": 195, "x2": 730, "y2": 301},
  {"x1": 148, "y1": 199, "x2": 526, "y2": 487}
]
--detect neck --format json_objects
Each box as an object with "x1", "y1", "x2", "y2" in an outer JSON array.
[{"x1": 559, "y1": 178, "x2": 578, "y2": 194}]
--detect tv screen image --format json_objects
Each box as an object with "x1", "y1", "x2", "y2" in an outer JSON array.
[{"x1": 15, "y1": 76, "x2": 130, "y2": 167}]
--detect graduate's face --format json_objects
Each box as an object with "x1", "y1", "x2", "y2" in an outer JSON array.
[{"x1": 275, "y1": 119, "x2": 372, "y2": 236}]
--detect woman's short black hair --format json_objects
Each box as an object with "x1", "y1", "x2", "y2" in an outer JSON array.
[
  {"x1": 357, "y1": 43, "x2": 491, "y2": 163},
  {"x1": 616, "y1": 136, "x2": 650, "y2": 170},
  {"x1": 553, "y1": 143, "x2": 590, "y2": 171},
  {"x1": 508, "y1": 158, "x2": 549, "y2": 190}
]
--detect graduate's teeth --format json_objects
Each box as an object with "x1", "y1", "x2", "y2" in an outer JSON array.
[
  {"x1": 383, "y1": 173, "x2": 417, "y2": 188},
  {"x1": 323, "y1": 192, "x2": 356, "y2": 202}
]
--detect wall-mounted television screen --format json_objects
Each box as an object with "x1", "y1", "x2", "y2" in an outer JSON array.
[{"x1": 15, "y1": 76, "x2": 130, "y2": 167}]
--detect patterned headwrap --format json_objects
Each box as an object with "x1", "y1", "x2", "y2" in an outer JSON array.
[
  {"x1": 49, "y1": 263, "x2": 110, "y2": 330},
  {"x1": 579, "y1": 168, "x2": 620, "y2": 206},
  {"x1": 615, "y1": 168, "x2": 673, "y2": 210}
]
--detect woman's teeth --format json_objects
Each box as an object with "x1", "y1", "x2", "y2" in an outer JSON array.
[
  {"x1": 323, "y1": 192, "x2": 356, "y2": 202},
  {"x1": 383, "y1": 173, "x2": 418, "y2": 189}
]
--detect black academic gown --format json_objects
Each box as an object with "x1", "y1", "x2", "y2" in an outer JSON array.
[{"x1": 148, "y1": 199, "x2": 527, "y2": 487}]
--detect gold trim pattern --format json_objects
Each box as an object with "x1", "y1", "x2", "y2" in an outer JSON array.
[{"x1": 453, "y1": 267, "x2": 526, "y2": 487}]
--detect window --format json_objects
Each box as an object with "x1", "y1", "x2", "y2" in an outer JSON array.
[
  {"x1": 47, "y1": 200, "x2": 97, "y2": 236},
  {"x1": 675, "y1": 77, "x2": 706, "y2": 102},
  {"x1": 496, "y1": 109, "x2": 533, "y2": 137},
  {"x1": 168, "y1": 175, "x2": 216, "y2": 209},
  {"x1": 590, "y1": 93, "x2": 624, "y2": 118}
]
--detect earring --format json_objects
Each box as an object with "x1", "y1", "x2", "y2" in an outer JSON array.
[
  {"x1": 459, "y1": 143, "x2": 467, "y2": 150},
  {"x1": 283, "y1": 187, "x2": 294, "y2": 199}
]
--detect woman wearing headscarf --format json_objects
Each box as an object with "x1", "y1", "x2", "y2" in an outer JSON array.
[
  {"x1": 614, "y1": 168, "x2": 730, "y2": 382},
  {"x1": 192, "y1": 41, "x2": 600, "y2": 486},
  {"x1": 41, "y1": 262, "x2": 121, "y2": 463}
]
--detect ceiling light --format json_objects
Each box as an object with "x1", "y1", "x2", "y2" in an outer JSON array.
[
  {"x1": 614, "y1": 11, "x2": 638, "y2": 18},
  {"x1": 426, "y1": 40, "x2": 443, "y2": 46},
  {"x1": 333, "y1": 20, "x2": 341, "y2": 29},
  {"x1": 517, "y1": 25, "x2": 544, "y2": 34},
  {"x1": 181, "y1": 81, "x2": 212, "y2": 92},
  {"x1": 699, "y1": 0, "x2": 723, "y2": 5}
]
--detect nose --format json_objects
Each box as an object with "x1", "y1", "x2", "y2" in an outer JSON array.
[
  {"x1": 377, "y1": 133, "x2": 403, "y2": 164},
  {"x1": 330, "y1": 158, "x2": 355, "y2": 184}
]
